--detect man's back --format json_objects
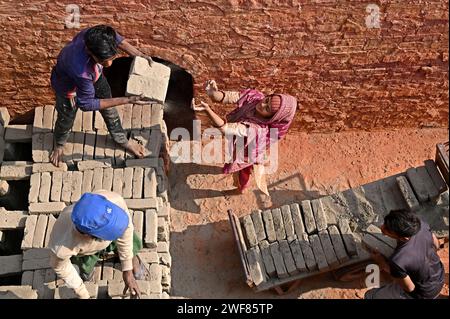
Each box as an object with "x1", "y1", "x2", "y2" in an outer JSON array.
[{"x1": 389, "y1": 220, "x2": 444, "y2": 298}]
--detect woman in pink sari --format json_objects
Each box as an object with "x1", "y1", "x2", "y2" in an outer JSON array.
[{"x1": 192, "y1": 80, "x2": 297, "y2": 194}]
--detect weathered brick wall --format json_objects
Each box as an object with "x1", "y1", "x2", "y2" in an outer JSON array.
[{"x1": 0, "y1": 0, "x2": 448, "y2": 132}]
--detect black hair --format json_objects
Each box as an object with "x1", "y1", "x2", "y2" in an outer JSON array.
[
  {"x1": 84, "y1": 25, "x2": 118, "y2": 61},
  {"x1": 384, "y1": 209, "x2": 421, "y2": 237}
]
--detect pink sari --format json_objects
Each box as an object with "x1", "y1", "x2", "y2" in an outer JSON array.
[{"x1": 223, "y1": 89, "x2": 297, "y2": 192}]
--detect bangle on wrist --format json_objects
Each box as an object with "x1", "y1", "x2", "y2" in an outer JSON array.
[{"x1": 218, "y1": 91, "x2": 225, "y2": 103}]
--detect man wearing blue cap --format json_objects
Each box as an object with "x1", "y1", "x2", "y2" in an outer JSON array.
[{"x1": 48, "y1": 190, "x2": 144, "y2": 299}]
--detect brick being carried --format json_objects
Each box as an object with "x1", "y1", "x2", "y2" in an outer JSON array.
[
  {"x1": 362, "y1": 233, "x2": 395, "y2": 258},
  {"x1": 261, "y1": 209, "x2": 276, "y2": 243},
  {"x1": 271, "y1": 208, "x2": 286, "y2": 241},
  {"x1": 301, "y1": 200, "x2": 317, "y2": 234},
  {"x1": 280, "y1": 204, "x2": 295, "y2": 241},
  {"x1": 251, "y1": 210, "x2": 266, "y2": 242},
  {"x1": 365, "y1": 224, "x2": 397, "y2": 249}
]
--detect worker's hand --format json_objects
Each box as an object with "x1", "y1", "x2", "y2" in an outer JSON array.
[
  {"x1": 191, "y1": 98, "x2": 210, "y2": 112},
  {"x1": 141, "y1": 55, "x2": 154, "y2": 66},
  {"x1": 205, "y1": 80, "x2": 219, "y2": 97},
  {"x1": 74, "y1": 284, "x2": 90, "y2": 299},
  {"x1": 123, "y1": 270, "x2": 141, "y2": 299},
  {"x1": 128, "y1": 94, "x2": 152, "y2": 105}
]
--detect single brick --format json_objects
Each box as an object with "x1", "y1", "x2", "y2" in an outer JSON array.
[
  {"x1": 125, "y1": 158, "x2": 159, "y2": 168},
  {"x1": 33, "y1": 107, "x2": 44, "y2": 133},
  {"x1": 0, "y1": 161, "x2": 33, "y2": 180},
  {"x1": 309, "y1": 234, "x2": 329, "y2": 271},
  {"x1": 122, "y1": 167, "x2": 134, "y2": 199},
  {"x1": 424, "y1": 160, "x2": 448, "y2": 194},
  {"x1": 0, "y1": 286, "x2": 38, "y2": 299},
  {"x1": 396, "y1": 176, "x2": 420, "y2": 211},
  {"x1": 0, "y1": 255, "x2": 22, "y2": 276},
  {"x1": 102, "y1": 262, "x2": 114, "y2": 281},
  {"x1": 94, "y1": 111, "x2": 107, "y2": 131},
  {"x1": 29, "y1": 173, "x2": 41, "y2": 203},
  {"x1": 102, "y1": 168, "x2": 114, "y2": 192},
  {"x1": 50, "y1": 171, "x2": 63, "y2": 202},
  {"x1": 42, "y1": 105, "x2": 54, "y2": 131},
  {"x1": 298, "y1": 238, "x2": 317, "y2": 271},
  {"x1": 55, "y1": 283, "x2": 98, "y2": 299},
  {"x1": 150, "y1": 104, "x2": 164, "y2": 128},
  {"x1": 148, "y1": 129, "x2": 162, "y2": 158},
  {"x1": 133, "y1": 210, "x2": 144, "y2": 240},
  {"x1": 131, "y1": 104, "x2": 143, "y2": 129},
  {"x1": 138, "y1": 251, "x2": 159, "y2": 264},
  {"x1": 251, "y1": 210, "x2": 266, "y2": 242},
  {"x1": 21, "y1": 215, "x2": 38, "y2": 250},
  {"x1": 143, "y1": 167, "x2": 157, "y2": 198},
  {"x1": 327, "y1": 225, "x2": 350, "y2": 263},
  {"x1": 22, "y1": 258, "x2": 51, "y2": 271},
  {"x1": 77, "y1": 159, "x2": 112, "y2": 171},
  {"x1": 82, "y1": 111, "x2": 93, "y2": 132},
  {"x1": 112, "y1": 168, "x2": 124, "y2": 195},
  {"x1": 301, "y1": 200, "x2": 317, "y2": 234},
  {"x1": 23, "y1": 248, "x2": 51, "y2": 260},
  {"x1": 245, "y1": 246, "x2": 266, "y2": 286},
  {"x1": 32, "y1": 133, "x2": 44, "y2": 162},
  {"x1": 60, "y1": 171, "x2": 73, "y2": 203},
  {"x1": 70, "y1": 171, "x2": 83, "y2": 203},
  {"x1": 42, "y1": 133, "x2": 53, "y2": 163},
  {"x1": 279, "y1": 239, "x2": 299, "y2": 276},
  {"x1": 318, "y1": 229, "x2": 339, "y2": 268},
  {"x1": 144, "y1": 209, "x2": 158, "y2": 248},
  {"x1": 73, "y1": 110, "x2": 82, "y2": 132},
  {"x1": 159, "y1": 252, "x2": 172, "y2": 267},
  {"x1": 132, "y1": 167, "x2": 144, "y2": 198},
  {"x1": 62, "y1": 133, "x2": 74, "y2": 164},
  {"x1": 365, "y1": 224, "x2": 397, "y2": 249},
  {"x1": 362, "y1": 233, "x2": 395, "y2": 258},
  {"x1": 81, "y1": 170, "x2": 94, "y2": 194},
  {"x1": 92, "y1": 167, "x2": 103, "y2": 192},
  {"x1": 125, "y1": 198, "x2": 158, "y2": 210},
  {"x1": 242, "y1": 215, "x2": 258, "y2": 247},
  {"x1": 4, "y1": 124, "x2": 32, "y2": 143},
  {"x1": 290, "y1": 203, "x2": 306, "y2": 239},
  {"x1": 261, "y1": 209, "x2": 276, "y2": 242},
  {"x1": 258, "y1": 240, "x2": 276, "y2": 277},
  {"x1": 83, "y1": 132, "x2": 96, "y2": 160},
  {"x1": 32, "y1": 215, "x2": 48, "y2": 248},
  {"x1": 32, "y1": 163, "x2": 68, "y2": 173},
  {"x1": 281, "y1": 205, "x2": 295, "y2": 241},
  {"x1": 271, "y1": 208, "x2": 286, "y2": 241},
  {"x1": 121, "y1": 104, "x2": 133, "y2": 130},
  {"x1": 406, "y1": 167, "x2": 430, "y2": 202},
  {"x1": 289, "y1": 239, "x2": 307, "y2": 272},
  {"x1": 141, "y1": 104, "x2": 152, "y2": 128},
  {"x1": 44, "y1": 215, "x2": 57, "y2": 247},
  {"x1": 21, "y1": 270, "x2": 34, "y2": 286},
  {"x1": 157, "y1": 241, "x2": 169, "y2": 253},
  {"x1": 337, "y1": 219, "x2": 358, "y2": 257},
  {"x1": 311, "y1": 199, "x2": 328, "y2": 231},
  {"x1": 29, "y1": 202, "x2": 66, "y2": 215},
  {"x1": 72, "y1": 132, "x2": 85, "y2": 162},
  {"x1": 269, "y1": 242, "x2": 288, "y2": 279}
]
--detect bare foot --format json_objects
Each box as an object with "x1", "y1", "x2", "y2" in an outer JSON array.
[
  {"x1": 50, "y1": 146, "x2": 64, "y2": 167},
  {"x1": 125, "y1": 139, "x2": 145, "y2": 158}
]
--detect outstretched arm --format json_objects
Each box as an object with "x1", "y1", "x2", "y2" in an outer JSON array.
[
  {"x1": 192, "y1": 99, "x2": 225, "y2": 130},
  {"x1": 118, "y1": 40, "x2": 153, "y2": 65},
  {"x1": 205, "y1": 80, "x2": 240, "y2": 104}
]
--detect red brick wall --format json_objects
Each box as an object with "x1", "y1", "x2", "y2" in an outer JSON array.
[{"x1": 0, "y1": 0, "x2": 448, "y2": 132}]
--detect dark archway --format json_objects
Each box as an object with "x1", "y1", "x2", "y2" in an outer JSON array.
[{"x1": 104, "y1": 57, "x2": 195, "y2": 137}]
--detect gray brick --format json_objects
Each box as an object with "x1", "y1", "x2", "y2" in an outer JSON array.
[
  {"x1": 309, "y1": 234, "x2": 328, "y2": 271},
  {"x1": 271, "y1": 208, "x2": 286, "y2": 241},
  {"x1": 32, "y1": 133, "x2": 44, "y2": 162},
  {"x1": 261, "y1": 209, "x2": 276, "y2": 242},
  {"x1": 290, "y1": 203, "x2": 306, "y2": 239},
  {"x1": 32, "y1": 269, "x2": 45, "y2": 299},
  {"x1": 4, "y1": 124, "x2": 32, "y2": 143},
  {"x1": 242, "y1": 215, "x2": 258, "y2": 247},
  {"x1": 23, "y1": 248, "x2": 51, "y2": 260},
  {"x1": 144, "y1": 209, "x2": 158, "y2": 248},
  {"x1": 22, "y1": 215, "x2": 38, "y2": 250},
  {"x1": 245, "y1": 246, "x2": 266, "y2": 286},
  {"x1": 148, "y1": 129, "x2": 162, "y2": 158},
  {"x1": 396, "y1": 176, "x2": 420, "y2": 211},
  {"x1": 144, "y1": 167, "x2": 157, "y2": 198},
  {"x1": 258, "y1": 240, "x2": 276, "y2": 277},
  {"x1": 362, "y1": 233, "x2": 395, "y2": 258},
  {"x1": 301, "y1": 200, "x2": 317, "y2": 234},
  {"x1": 0, "y1": 255, "x2": 22, "y2": 276},
  {"x1": 132, "y1": 167, "x2": 144, "y2": 198},
  {"x1": 21, "y1": 271, "x2": 34, "y2": 286},
  {"x1": 251, "y1": 210, "x2": 266, "y2": 242},
  {"x1": 92, "y1": 167, "x2": 103, "y2": 191},
  {"x1": 112, "y1": 168, "x2": 124, "y2": 196},
  {"x1": 269, "y1": 242, "x2": 288, "y2": 279},
  {"x1": 81, "y1": 170, "x2": 94, "y2": 194},
  {"x1": 318, "y1": 229, "x2": 339, "y2": 268},
  {"x1": 328, "y1": 225, "x2": 350, "y2": 263},
  {"x1": 337, "y1": 219, "x2": 357, "y2": 257},
  {"x1": 29, "y1": 173, "x2": 41, "y2": 203},
  {"x1": 279, "y1": 239, "x2": 299, "y2": 276},
  {"x1": 22, "y1": 258, "x2": 51, "y2": 271},
  {"x1": 70, "y1": 171, "x2": 83, "y2": 202},
  {"x1": 406, "y1": 167, "x2": 430, "y2": 202},
  {"x1": 72, "y1": 132, "x2": 84, "y2": 162},
  {"x1": 122, "y1": 167, "x2": 134, "y2": 199},
  {"x1": 424, "y1": 160, "x2": 448, "y2": 194},
  {"x1": 289, "y1": 239, "x2": 307, "y2": 272},
  {"x1": 281, "y1": 205, "x2": 295, "y2": 241},
  {"x1": 60, "y1": 171, "x2": 73, "y2": 203},
  {"x1": 125, "y1": 158, "x2": 159, "y2": 168},
  {"x1": 311, "y1": 199, "x2": 328, "y2": 231},
  {"x1": 50, "y1": 171, "x2": 63, "y2": 202},
  {"x1": 102, "y1": 168, "x2": 114, "y2": 191},
  {"x1": 298, "y1": 238, "x2": 317, "y2": 271},
  {"x1": 32, "y1": 215, "x2": 48, "y2": 248},
  {"x1": 42, "y1": 133, "x2": 53, "y2": 162},
  {"x1": 365, "y1": 224, "x2": 397, "y2": 249}
]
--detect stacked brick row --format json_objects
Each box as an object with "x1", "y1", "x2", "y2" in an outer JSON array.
[
  {"x1": 240, "y1": 202, "x2": 358, "y2": 286},
  {"x1": 31, "y1": 103, "x2": 165, "y2": 166}
]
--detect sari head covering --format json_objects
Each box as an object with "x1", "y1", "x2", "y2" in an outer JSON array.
[{"x1": 224, "y1": 89, "x2": 297, "y2": 174}]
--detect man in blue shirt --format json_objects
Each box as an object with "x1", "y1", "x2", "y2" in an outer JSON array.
[{"x1": 50, "y1": 25, "x2": 153, "y2": 166}]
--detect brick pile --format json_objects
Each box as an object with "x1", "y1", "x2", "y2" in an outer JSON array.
[{"x1": 0, "y1": 103, "x2": 172, "y2": 299}]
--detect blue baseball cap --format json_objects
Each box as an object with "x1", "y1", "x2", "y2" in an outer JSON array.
[{"x1": 71, "y1": 193, "x2": 129, "y2": 241}]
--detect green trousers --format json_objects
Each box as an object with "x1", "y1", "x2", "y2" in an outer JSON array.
[{"x1": 71, "y1": 232, "x2": 143, "y2": 277}]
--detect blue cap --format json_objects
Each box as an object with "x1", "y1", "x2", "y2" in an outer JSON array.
[{"x1": 71, "y1": 193, "x2": 129, "y2": 241}]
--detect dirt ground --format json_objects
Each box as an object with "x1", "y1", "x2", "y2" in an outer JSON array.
[{"x1": 167, "y1": 128, "x2": 449, "y2": 299}]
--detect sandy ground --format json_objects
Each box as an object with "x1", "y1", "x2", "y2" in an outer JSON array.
[{"x1": 167, "y1": 128, "x2": 448, "y2": 299}]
